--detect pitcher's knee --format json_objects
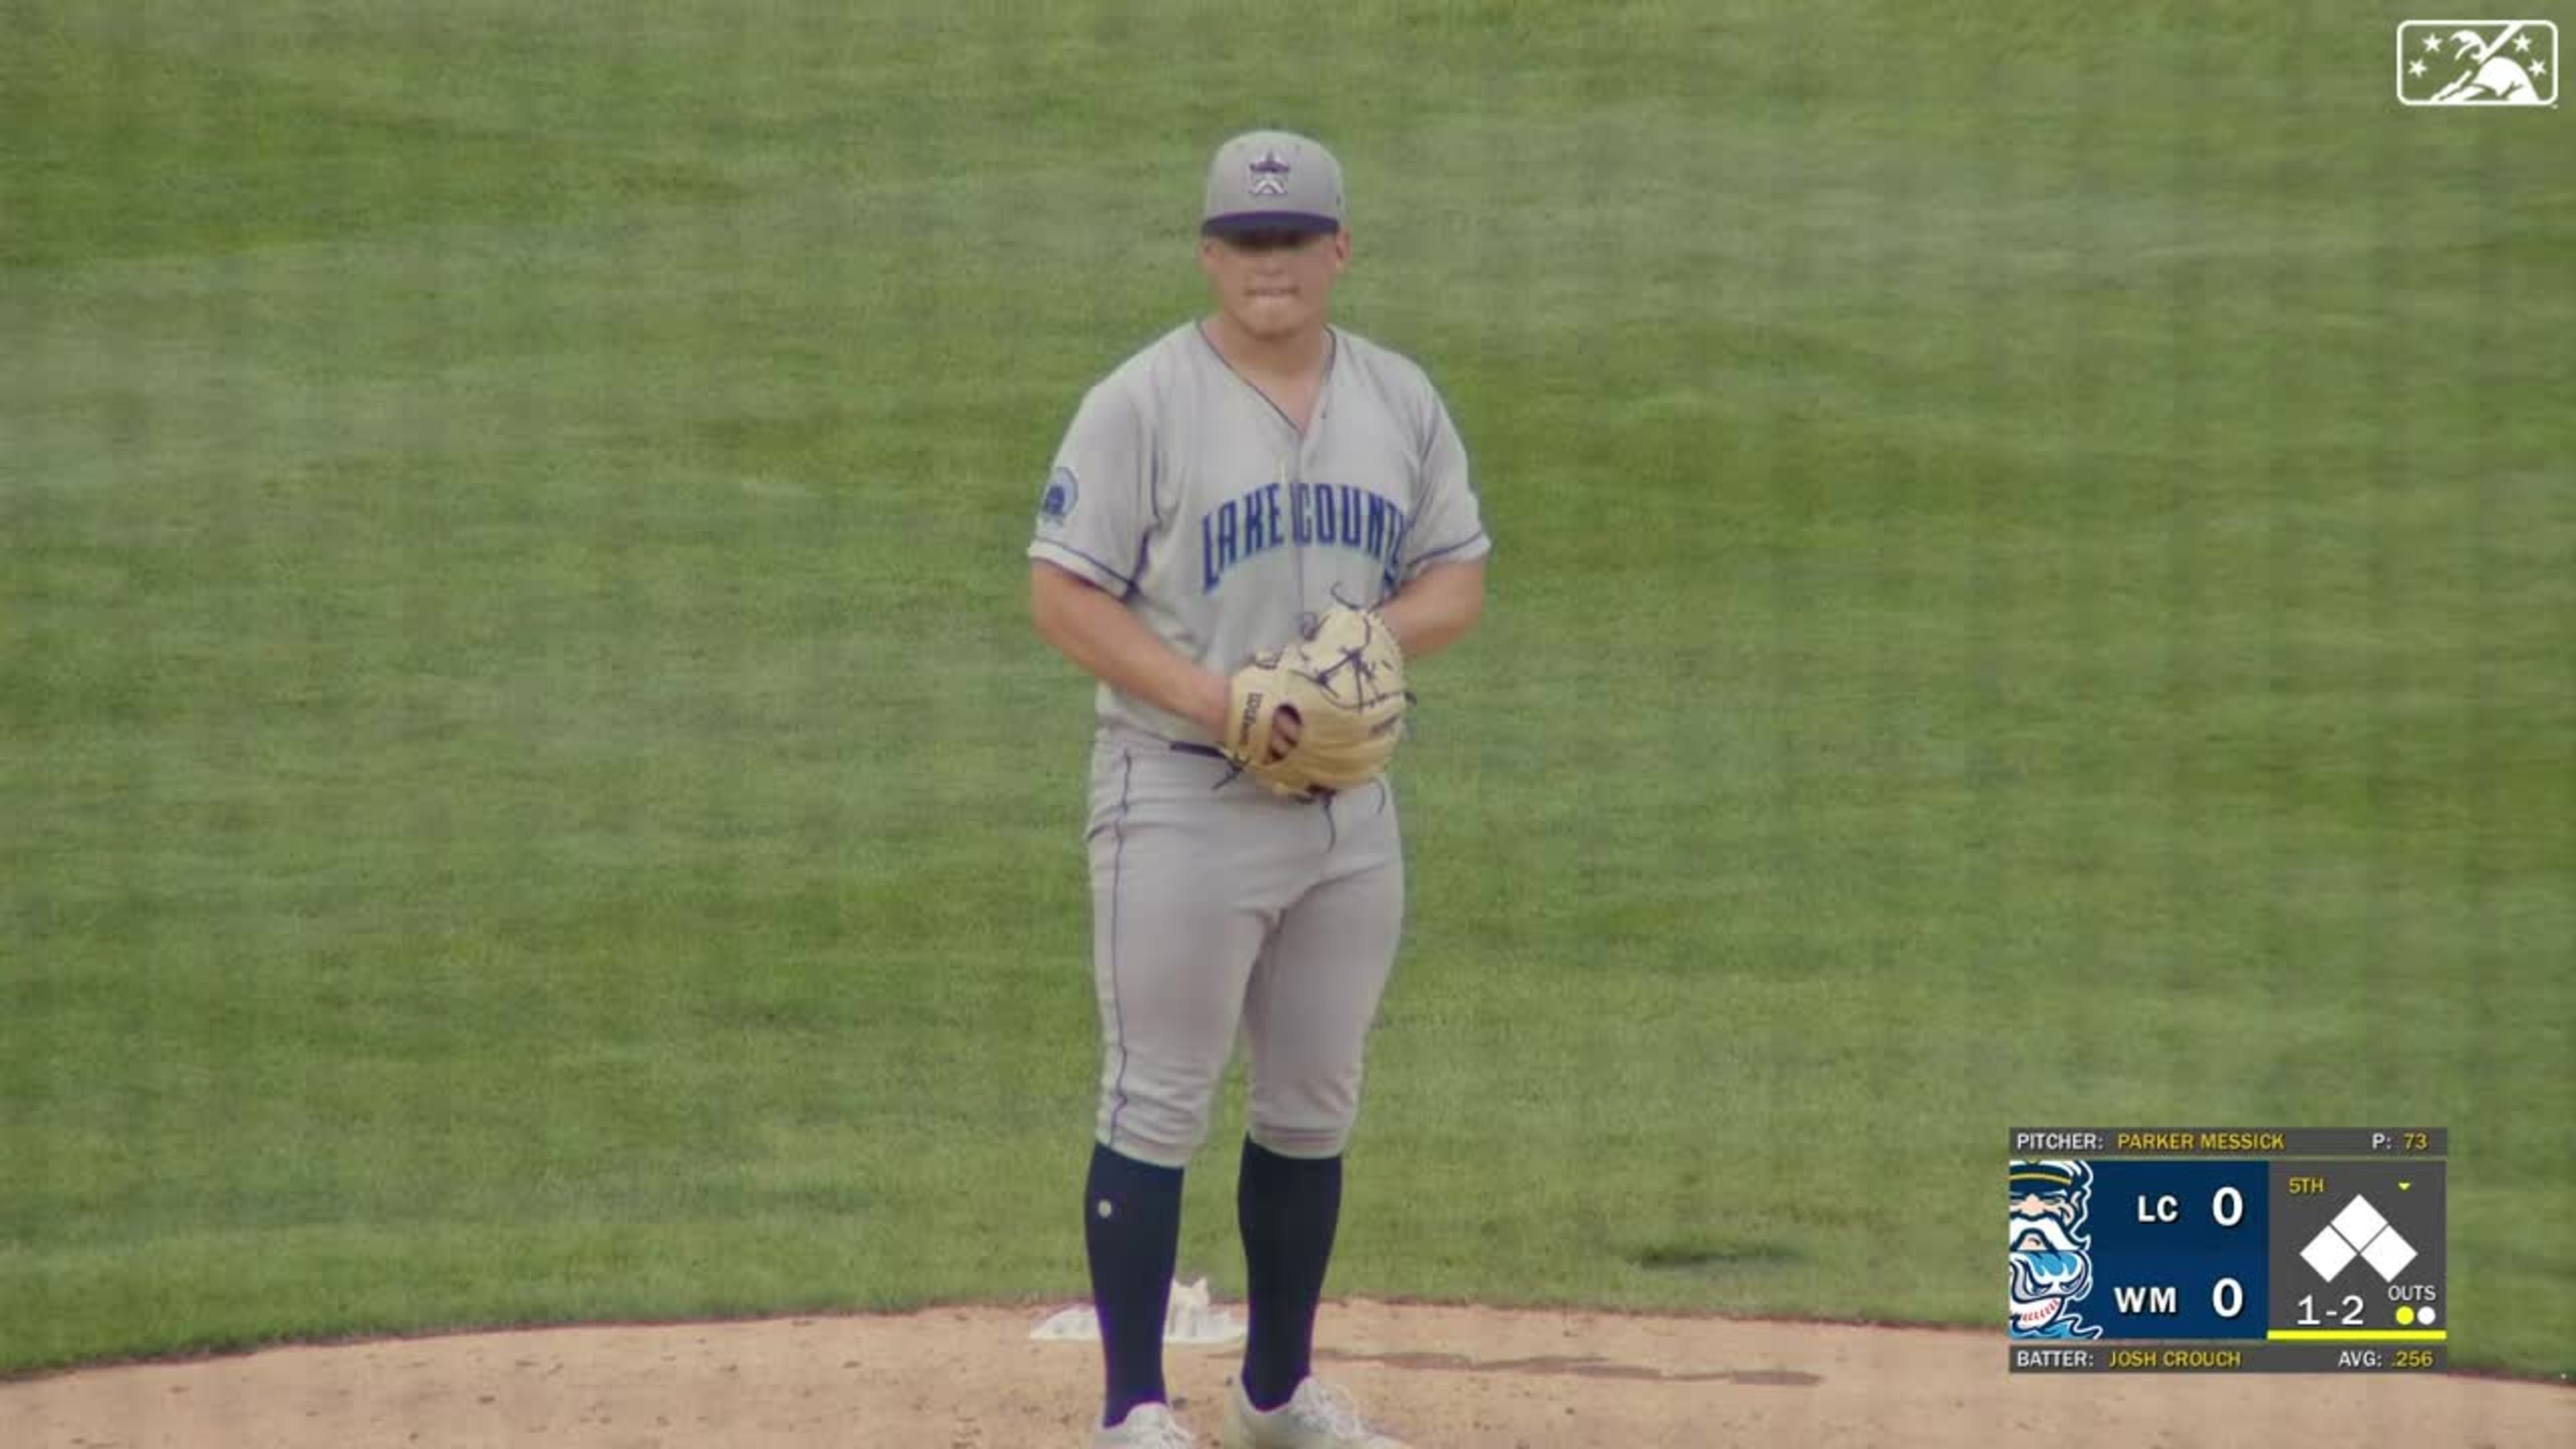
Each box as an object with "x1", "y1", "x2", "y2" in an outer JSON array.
[
  {"x1": 1245, "y1": 1117, "x2": 1354, "y2": 1160},
  {"x1": 1098, "y1": 1090, "x2": 1214, "y2": 1169},
  {"x1": 1248, "y1": 1071, "x2": 1360, "y2": 1159}
]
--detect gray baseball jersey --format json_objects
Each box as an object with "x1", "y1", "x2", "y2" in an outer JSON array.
[
  {"x1": 1029, "y1": 321, "x2": 1490, "y2": 747},
  {"x1": 1031, "y1": 320, "x2": 1488, "y2": 1169}
]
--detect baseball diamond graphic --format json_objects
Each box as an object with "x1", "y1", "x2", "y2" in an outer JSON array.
[
  {"x1": 2267, "y1": 1161, "x2": 2451, "y2": 1339},
  {"x1": 2298, "y1": 1196, "x2": 2416, "y2": 1283}
]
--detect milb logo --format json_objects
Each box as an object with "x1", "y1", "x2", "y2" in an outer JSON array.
[{"x1": 2396, "y1": 20, "x2": 2558, "y2": 105}]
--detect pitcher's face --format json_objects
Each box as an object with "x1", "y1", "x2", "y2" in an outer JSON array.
[{"x1": 1200, "y1": 227, "x2": 1349, "y2": 343}]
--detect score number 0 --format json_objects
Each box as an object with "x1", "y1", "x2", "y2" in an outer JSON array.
[{"x1": 2202, "y1": 1184, "x2": 2249, "y2": 1320}]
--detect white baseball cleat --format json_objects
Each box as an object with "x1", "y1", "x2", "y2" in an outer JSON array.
[
  {"x1": 1093, "y1": 1403, "x2": 1199, "y2": 1448},
  {"x1": 1221, "y1": 1378, "x2": 1410, "y2": 1449}
]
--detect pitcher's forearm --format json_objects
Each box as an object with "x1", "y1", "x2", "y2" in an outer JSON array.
[
  {"x1": 1378, "y1": 560, "x2": 1486, "y2": 661},
  {"x1": 1031, "y1": 562, "x2": 1230, "y2": 735}
]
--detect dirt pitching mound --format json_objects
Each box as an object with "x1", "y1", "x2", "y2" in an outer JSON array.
[{"x1": 3, "y1": 1300, "x2": 2567, "y2": 1447}]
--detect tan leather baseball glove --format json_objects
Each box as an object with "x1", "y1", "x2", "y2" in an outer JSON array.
[{"x1": 1223, "y1": 605, "x2": 1410, "y2": 798}]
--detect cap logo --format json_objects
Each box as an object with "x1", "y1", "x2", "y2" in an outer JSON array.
[{"x1": 1247, "y1": 149, "x2": 1291, "y2": 197}]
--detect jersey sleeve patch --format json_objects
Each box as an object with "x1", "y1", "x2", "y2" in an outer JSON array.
[{"x1": 1036, "y1": 465, "x2": 1081, "y2": 530}]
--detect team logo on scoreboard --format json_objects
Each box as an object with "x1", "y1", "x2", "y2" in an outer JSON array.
[{"x1": 2009, "y1": 1160, "x2": 2105, "y2": 1338}]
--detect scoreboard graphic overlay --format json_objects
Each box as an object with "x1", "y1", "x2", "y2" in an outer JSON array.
[{"x1": 2008, "y1": 1128, "x2": 2448, "y2": 1373}]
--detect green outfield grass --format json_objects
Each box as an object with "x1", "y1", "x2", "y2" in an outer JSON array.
[{"x1": 4, "y1": 0, "x2": 2570, "y2": 1381}]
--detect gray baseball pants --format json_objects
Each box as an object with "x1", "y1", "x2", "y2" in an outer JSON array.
[{"x1": 1085, "y1": 731, "x2": 1405, "y2": 1168}]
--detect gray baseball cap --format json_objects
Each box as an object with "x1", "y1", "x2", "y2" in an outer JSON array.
[{"x1": 1201, "y1": 130, "x2": 1345, "y2": 236}]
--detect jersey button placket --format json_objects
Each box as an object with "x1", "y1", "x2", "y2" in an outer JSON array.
[{"x1": 1289, "y1": 387, "x2": 1328, "y2": 614}]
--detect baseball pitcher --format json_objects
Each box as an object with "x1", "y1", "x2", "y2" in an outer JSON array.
[{"x1": 1027, "y1": 129, "x2": 1490, "y2": 1449}]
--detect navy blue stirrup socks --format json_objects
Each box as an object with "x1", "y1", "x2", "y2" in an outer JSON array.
[
  {"x1": 1236, "y1": 1138, "x2": 1345, "y2": 1412},
  {"x1": 1085, "y1": 1144, "x2": 1186, "y2": 1428}
]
